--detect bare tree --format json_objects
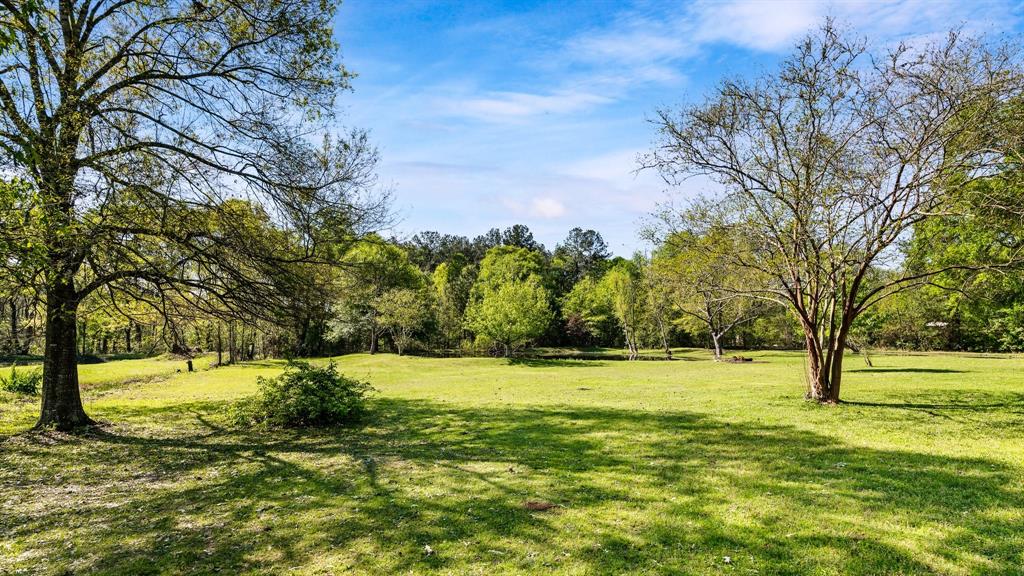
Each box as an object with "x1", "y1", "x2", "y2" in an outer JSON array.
[
  {"x1": 0, "y1": 0, "x2": 384, "y2": 429},
  {"x1": 645, "y1": 24, "x2": 1023, "y2": 402}
]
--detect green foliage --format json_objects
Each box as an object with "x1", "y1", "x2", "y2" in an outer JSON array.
[
  {"x1": 0, "y1": 365, "x2": 41, "y2": 396},
  {"x1": 598, "y1": 258, "x2": 648, "y2": 353},
  {"x1": 230, "y1": 361, "x2": 372, "y2": 428},
  {"x1": 466, "y1": 278, "x2": 553, "y2": 356},
  {"x1": 373, "y1": 288, "x2": 433, "y2": 355},
  {"x1": 335, "y1": 239, "x2": 425, "y2": 347},
  {"x1": 902, "y1": 159, "x2": 1024, "y2": 352},
  {"x1": 464, "y1": 245, "x2": 554, "y2": 355},
  {"x1": 561, "y1": 275, "x2": 615, "y2": 344},
  {"x1": 431, "y1": 258, "x2": 476, "y2": 348},
  {"x1": 472, "y1": 246, "x2": 546, "y2": 292}
]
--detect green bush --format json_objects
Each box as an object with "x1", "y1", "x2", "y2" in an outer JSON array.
[
  {"x1": 230, "y1": 361, "x2": 372, "y2": 428},
  {"x1": 0, "y1": 364, "x2": 42, "y2": 396}
]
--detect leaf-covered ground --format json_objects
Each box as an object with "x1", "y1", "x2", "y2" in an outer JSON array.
[{"x1": 2, "y1": 350, "x2": 1023, "y2": 575}]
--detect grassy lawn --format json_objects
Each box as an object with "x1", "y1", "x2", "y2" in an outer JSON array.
[{"x1": 1, "y1": 350, "x2": 1023, "y2": 575}]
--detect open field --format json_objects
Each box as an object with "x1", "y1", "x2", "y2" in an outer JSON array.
[{"x1": 2, "y1": 350, "x2": 1023, "y2": 575}]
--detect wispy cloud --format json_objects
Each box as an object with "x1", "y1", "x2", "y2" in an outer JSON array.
[{"x1": 441, "y1": 89, "x2": 613, "y2": 121}]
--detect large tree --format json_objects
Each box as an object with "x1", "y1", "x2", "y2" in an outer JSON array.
[
  {"x1": 0, "y1": 0, "x2": 382, "y2": 429},
  {"x1": 466, "y1": 278, "x2": 552, "y2": 357},
  {"x1": 466, "y1": 245, "x2": 552, "y2": 356},
  {"x1": 646, "y1": 25, "x2": 1023, "y2": 403}
]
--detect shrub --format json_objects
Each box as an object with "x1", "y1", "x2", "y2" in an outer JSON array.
[
  {"x1": 0, "y1": 365, "x2": 42, "y2": 396},
  {"x1": 230, "y1": 361, "x2": 372, "y2": 428}
]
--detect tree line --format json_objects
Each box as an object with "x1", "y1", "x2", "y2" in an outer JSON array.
[{"x1": 10, "y1": 209, "x2": 1024, "y2": 369}]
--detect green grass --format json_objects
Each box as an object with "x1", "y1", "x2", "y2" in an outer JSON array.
[{"x1": 2, "y1": 350, "x2": 1023, "y2": 575}]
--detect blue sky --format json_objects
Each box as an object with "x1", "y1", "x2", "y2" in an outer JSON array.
[{"x1": 334, "y1": 0, "x2": 1023, "y2": 255}]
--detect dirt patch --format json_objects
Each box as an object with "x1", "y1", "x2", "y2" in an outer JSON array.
[{"x1": 522, "y1": 500, "x2": 558, "y2": 512}]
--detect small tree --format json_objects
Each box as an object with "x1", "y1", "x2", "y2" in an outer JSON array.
[
  {"x1": 374, "y1": 288, "x2": 432, "y2": 355},
  {"x1": 646, "y1": 24, "x2": 1024, "y2": 402},
  {"x1": 466, "y1": 278, "x2": 552, "y2": 357},
  {"x1": 653, "y1": 229, "x2": 761, "y2": 360},
  {"x1": 599, "y1": 258, "x2": 647, "y2": 359}
]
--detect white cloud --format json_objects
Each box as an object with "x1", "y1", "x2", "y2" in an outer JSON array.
[
  {"x1": 565, "y1": 0, "x2": 1022, "y2": 69},
  {"x1": 693, "y1": 0, "x2": 821, "y2": 51},
  {"x1": 441, "y1": 89, "x2": 612, "y2": 121},
  {"x1": 530, "y1": 197, "x2": 567, "y2": 219}
]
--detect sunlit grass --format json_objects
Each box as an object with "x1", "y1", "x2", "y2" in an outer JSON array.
[{"x1": 2, "y1": 350, "x2": 1023, "y2": 574}]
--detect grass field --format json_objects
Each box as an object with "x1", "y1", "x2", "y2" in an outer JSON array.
[{"x1": 2, "y1": 350, "x2": 1023, "y2": 575}]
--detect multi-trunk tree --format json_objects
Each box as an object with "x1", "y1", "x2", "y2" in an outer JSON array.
[
  {"x1": 0, "y1": 0, "x2": 382, "y2": 429},
  {"x1": 646, "y1": 24, "x2": 1024, "y2": 402}
]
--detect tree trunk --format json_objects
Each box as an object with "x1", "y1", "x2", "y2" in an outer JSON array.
[
  {"x1": 216, "y1": 323, "x2": 223, "y2": 366},
  {"x1": 125, "y1": 325, "x2": 133, "y2": 353},
  {"x1": 9, "y1": 300, "x2": 19, "y2": 354},
  {"x1": 804, "y1": 335, "x2": 844, "y2": 404},
  {"x1": 36, "y1": 282, "x2": 93, "y2": 430},
  {"x1": 711, "y1": 333, "x2": 723, "y2": 361},
  {"x1": 828, "y1": 347, "x2": 844, "y2": 403},
  {"x1": 369, "y1": 328, "x2": 379, "y2": 354}
]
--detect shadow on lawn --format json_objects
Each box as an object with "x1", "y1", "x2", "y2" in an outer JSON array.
[
  {"x1": 848, "y1": 367, "x2": 966, "y2": 374},
  {"x1": 3, "y1": 396, "x2": 1023, "y2": 575},
  {"x1": 506, "y1": 357, "x2": 607, "y2": 368}
]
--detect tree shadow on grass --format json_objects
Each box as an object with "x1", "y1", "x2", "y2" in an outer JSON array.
[
  {"x1": 848, "y1": 368, "x2": 966, "y2": 374},
  {"x1": 506, "y1": 357, "x2": 607, "y2": 368},
  {"x1": 2, "y1": 397, "x2": 1022, "y2": 574}
]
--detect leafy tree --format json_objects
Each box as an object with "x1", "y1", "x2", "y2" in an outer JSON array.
[
  {"x1": 431, "y1": 257, "x2": 476, "y2": 349},
  {"x1": 405, "y1": 231, "x2": 475, "y2": 272},
  {"x1": 466, "y1": 278, "x2": 552, "y2": 357},
  {"x1": 471, "y1": 246, "x2": 546, "y2": 293},
  {"x1": 466, "y1": 245, "x2": 552, "y2": 356},
  {"x1": 472, "y1": 228, "x2": 503, "y2": 257},
  {"x1": 654, "y1": 229, "x2": 761, "y2": 360},
  {"x1": 641, "y1": 257, "x2": 676, "y2": 359},
  {"x1": 339, "y1": 240, "x2": 423, "y2": 354},
  {"x1": 645, "y1": 24, "x2": 1024, "y2": 402},
  {"x1": 501, "y1": 224, "x2": 542, "y2": 251},
  {"x1": 905, "y1": 155, "x2": 1024, "y2": 352},
  {"x1": 0, "y1": 0, "x2": 384, "y2": 429},
  {"x1": 599, "y1": 258, "x2": 647, "y2": 359},
  {"x1": 374, "y1": 288, "x2": 432, "y2": 355},
  {"x1": 561, "y1": 275, "x2": 615, "y2": 346}
]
